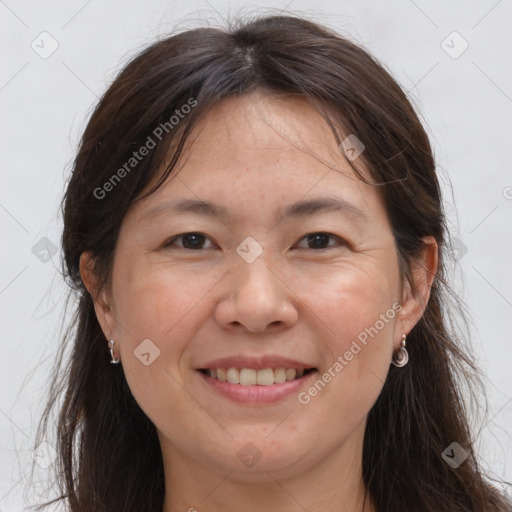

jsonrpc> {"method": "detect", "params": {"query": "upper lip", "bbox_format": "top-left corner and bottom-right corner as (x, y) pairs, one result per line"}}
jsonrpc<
(197, 355), (316, 371)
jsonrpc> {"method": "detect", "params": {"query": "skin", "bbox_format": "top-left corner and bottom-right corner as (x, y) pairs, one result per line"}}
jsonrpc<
(81, 91), (437, 512)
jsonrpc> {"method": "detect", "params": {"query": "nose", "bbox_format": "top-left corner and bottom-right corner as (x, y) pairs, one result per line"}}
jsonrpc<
(214, 255), (299, 333)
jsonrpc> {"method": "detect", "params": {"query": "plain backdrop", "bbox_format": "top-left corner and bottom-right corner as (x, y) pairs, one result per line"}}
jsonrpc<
(1, 0), (511, 509)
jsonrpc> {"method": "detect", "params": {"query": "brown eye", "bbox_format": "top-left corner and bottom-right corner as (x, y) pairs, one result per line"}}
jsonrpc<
(164, 232), (214, 250)
(296, 232), (345, 250)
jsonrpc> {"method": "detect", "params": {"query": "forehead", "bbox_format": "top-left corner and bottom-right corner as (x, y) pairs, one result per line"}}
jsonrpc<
(130, 91), (386, 225)
(185, 91), (360, 173)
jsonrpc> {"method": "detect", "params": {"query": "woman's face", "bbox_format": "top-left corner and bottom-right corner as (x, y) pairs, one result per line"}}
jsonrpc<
(85, 91), (431, 482)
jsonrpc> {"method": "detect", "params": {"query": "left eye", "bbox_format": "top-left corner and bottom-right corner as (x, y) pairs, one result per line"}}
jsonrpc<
(294, 232), (345, 250)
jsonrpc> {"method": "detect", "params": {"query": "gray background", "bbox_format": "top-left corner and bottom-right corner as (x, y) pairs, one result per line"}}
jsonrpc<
(1, 0), (511, 509)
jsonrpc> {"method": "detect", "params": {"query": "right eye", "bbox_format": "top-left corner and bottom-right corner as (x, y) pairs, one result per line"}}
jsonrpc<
(163, 232), (215, 250)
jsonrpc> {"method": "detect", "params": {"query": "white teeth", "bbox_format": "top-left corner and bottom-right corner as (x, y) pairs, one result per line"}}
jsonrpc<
(256, 368), (274, 386)
(239, 368), (257, 385)
(226, 367), (240, 384)
(286, 368), (297, 381)
(205, 367), (311, 385)
(274, 367), (287, 383)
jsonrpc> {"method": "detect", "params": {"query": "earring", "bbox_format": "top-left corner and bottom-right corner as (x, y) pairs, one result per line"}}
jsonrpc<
(108, 339), (120, 365)
(391, 334), (408, 367)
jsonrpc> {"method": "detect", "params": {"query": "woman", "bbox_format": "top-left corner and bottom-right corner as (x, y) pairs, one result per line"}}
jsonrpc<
(33, 14), (511, 512)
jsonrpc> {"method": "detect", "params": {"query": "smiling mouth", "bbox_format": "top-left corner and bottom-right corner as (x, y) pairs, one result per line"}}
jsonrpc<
(198, 367), (318, 386)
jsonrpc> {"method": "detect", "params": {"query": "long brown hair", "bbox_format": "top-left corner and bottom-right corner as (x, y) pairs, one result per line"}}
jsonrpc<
(32, 14), (511, 512)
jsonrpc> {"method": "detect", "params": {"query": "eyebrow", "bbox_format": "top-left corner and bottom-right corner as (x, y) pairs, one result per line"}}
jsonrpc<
(140, 196), (368, 223)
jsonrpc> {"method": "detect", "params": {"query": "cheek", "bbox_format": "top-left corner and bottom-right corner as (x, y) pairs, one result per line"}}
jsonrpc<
(111, 267), (210, 427)
(110, 257), (227, 399)
(293, 256), (399, 344)
(293, 260), (399, 409)
(113, 265), (210, 351)
(325, 274), (397, 354)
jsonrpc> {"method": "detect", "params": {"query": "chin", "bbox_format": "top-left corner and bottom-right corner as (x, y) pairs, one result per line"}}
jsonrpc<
(203, 433), (315, 477)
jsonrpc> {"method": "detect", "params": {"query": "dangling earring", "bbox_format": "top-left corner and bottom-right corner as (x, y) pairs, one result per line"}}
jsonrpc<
(109, 339), (120, 365)
(391, 333), (408, 367)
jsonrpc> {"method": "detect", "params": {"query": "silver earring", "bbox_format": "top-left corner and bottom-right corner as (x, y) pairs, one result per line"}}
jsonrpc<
(108, 339), (120, 365)
(391, 334), (408, 367)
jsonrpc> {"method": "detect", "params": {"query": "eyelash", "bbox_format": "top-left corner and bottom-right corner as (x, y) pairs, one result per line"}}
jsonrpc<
(162, 232), (347, 251)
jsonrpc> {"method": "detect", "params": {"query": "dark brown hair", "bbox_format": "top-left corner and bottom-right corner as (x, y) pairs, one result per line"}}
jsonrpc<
(32, 14), (511, 512)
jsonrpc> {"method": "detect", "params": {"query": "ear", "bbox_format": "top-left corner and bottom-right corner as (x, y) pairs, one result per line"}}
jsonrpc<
(79, 251), (118, 345)
(395, 235), (438, 346)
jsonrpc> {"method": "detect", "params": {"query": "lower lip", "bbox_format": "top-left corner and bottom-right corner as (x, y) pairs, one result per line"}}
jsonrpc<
(197, 370), (318, 404)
